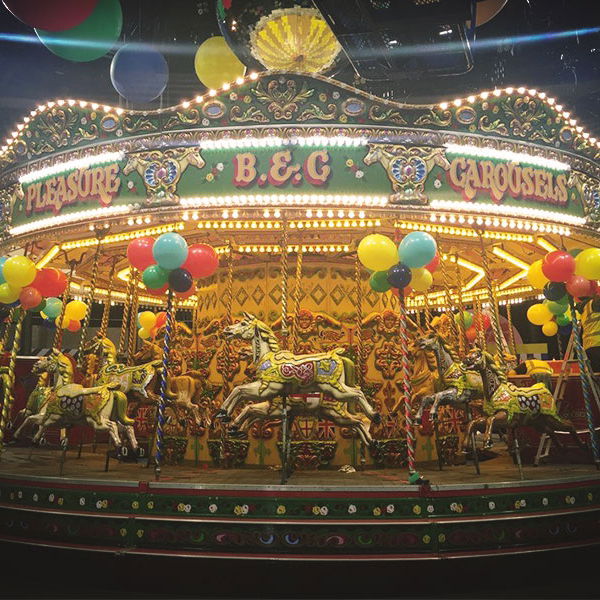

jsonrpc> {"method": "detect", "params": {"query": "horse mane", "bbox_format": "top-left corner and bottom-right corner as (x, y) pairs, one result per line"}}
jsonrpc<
(255, 319), (280, 352)
(437, 334), (460, 363)
(482, 350), (507, 383)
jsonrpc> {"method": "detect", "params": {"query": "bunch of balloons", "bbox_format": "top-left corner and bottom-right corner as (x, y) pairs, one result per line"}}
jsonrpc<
(358, 232), (438, 295)
(526, 247), (600, 336)
(0, 256), (69, 324)
(127, 233), (219, 297)
(457, 311), (492, 342)
(4, 0), (123, 63)
(43, 299), (87, 332)
(137, 310), (167, 340)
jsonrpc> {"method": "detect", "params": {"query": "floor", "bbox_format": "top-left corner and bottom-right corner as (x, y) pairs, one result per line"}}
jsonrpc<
(1, 445), (599, 488)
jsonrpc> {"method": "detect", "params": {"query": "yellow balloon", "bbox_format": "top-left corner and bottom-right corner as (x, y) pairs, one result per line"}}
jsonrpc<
(527, 260), (549, 290)
(194, 37), (246, 90)
(410, 267), (433, 292)
(527, 303), (553, 326)
(574, 248), (600, 280)
(56, 315), (70, 329)
(3, 256), (36, 288)
(542, 320), (558, 336)
(357, 234), (398, 272)
(138, 327), (151, 340)
(0, 283), (20, 304)
(65, 300), (87, 321)
(138, 311), (156, 330)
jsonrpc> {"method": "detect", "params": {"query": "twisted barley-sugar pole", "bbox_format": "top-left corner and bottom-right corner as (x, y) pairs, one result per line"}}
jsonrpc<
(505, 301), (518, 356)
(127, 269), (140, 365)
(154, 289), (174, 481)
(423, 292), (432, 330)
(568, 296), (600, 467)
(290, 246), (304, 353)
(279, 219), (289, 349)
(99, 260), (117, 338)
(0, 308), (25, 450)
(438, 244), (461, 347)
(52, 262), (76, 351)
(474, 295), (486, 350)
(453, 254), (469, 356)
(0, 307), (15, 350)
(478, 233), (507, 371)
(118, 267), (135, 357)
(354, 255), (364, 386)
(77, 241), (101, 369)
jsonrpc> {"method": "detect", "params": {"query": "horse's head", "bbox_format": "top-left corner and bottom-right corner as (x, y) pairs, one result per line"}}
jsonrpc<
(224, 312), (260, 341)
(82, 333), (103, 354)
(416, 330), (438, 351)
(33, 350), (63, 376)
(362, 145), (382, 166)
(463, 347), (485, 371)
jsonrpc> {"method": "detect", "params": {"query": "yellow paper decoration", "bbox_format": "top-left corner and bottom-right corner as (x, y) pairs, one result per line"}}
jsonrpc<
(250, 7), (341, 74)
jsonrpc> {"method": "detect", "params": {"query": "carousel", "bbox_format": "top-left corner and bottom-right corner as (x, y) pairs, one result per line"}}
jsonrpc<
(0, 65), (599, 559)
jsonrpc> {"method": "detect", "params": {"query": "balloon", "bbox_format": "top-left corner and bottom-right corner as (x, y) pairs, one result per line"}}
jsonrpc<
(35, 0), (122, 62)
(67, 320), (81, 333)
(146, 284), (169, 297)
(0, 258), (6, 284)
(569, 248), (583, 258)
(138, 311), (156, 330)
(527, 303), (553, 326)
(142, 265), (169, 290)
(387, 263), (412, 289)
(194, 36), (246, 90)
(357, 234), (398, 272)
(0, 283), (20, 304)
(30, 299), (46, 313)
(138, 328), (151, 340)
(574, 248), (600, 280)
(150, 327), (158, 338)
(527, 260), (549, 290)
(409, 268), (433, 292)
(19, 287), (42, 310)
(152, 233), (188, 270)
(56, 315), (70, 329)
(545, 300), (567, 316)
(455, 311), (473, 329)
(127, 237), (156, 271)
(543, 282), (567, 301)
(155, 312), (167, 328)
(542, 251), (575, 282)
(183, 244), (219, 278)
(35, 268), (68, 297)
(2, 0), (98, 31)
(175, 287), (196, 299)
(425, 254), (440, 273)
(44, 297), (63, 319)
(369, 271), (391, 293)
(110, 43), (168, 103)
(465, 326), (477, 342)
(168, 268), (193, 293)
(3, 256), (37, 288)
(566, 275), (596, 298)
(542, 321), (558, 337)
(65, 300), (87, 320)
(556, 313), (571, 326)
(398, 232), (437, 269)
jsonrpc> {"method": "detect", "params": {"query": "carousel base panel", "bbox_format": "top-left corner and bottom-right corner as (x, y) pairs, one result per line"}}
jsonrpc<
(0, 447), (599, 560)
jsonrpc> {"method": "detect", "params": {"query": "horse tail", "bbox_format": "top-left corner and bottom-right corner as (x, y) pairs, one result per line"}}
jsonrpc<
(113, 391), (134, 425)
(340, 356), (356, 387)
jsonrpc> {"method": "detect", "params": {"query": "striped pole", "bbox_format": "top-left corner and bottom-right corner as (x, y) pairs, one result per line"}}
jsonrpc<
(154, 288), (174, 481)
(568, 297), (600, 467)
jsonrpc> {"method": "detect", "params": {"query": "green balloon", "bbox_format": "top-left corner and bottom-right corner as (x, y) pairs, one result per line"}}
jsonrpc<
(370, 271), (391, 293)
(35, 0), (123, 62)
(142, 265), (169, 289)
(556, 313), (571, 326)
(569, 248), (583, 258)
(546, 300), (568, 315)
(44, 297), (62, 319)
(455, 310), (473, 328)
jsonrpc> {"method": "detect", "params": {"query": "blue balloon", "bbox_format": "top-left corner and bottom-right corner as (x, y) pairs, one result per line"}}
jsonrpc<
(0, 258), (6, 285)
(387, 263), (412, 289)
(152, 233), (188, 270)
(398, 231), (437, 269)
(110, 43), (169, 103)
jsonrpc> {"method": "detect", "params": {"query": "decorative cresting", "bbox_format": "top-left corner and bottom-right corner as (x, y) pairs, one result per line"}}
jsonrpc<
(1, 73), (597, 173)
(363, 144), (450, 204)
(460, 349), (583, 453)
(214, 312), (381, 444)
(249, 8), (341, 74)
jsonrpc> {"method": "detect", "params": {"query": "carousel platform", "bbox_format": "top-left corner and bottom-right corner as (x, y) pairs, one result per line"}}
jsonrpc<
(0, 446), (599, 560)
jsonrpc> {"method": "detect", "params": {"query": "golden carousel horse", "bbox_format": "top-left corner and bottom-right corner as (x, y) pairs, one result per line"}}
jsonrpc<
(214, 312), (381, 443)
(460, 348), (583, 453)
(12, 350), (138, 452)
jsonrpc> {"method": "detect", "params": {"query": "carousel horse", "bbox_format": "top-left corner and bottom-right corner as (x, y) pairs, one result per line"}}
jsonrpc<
(12, 350), (138, 451)
(214, 312), (381, 429)
(459, 348), (583, 453)
(414, 331), (484, 424)
(11, 372), (52, 430)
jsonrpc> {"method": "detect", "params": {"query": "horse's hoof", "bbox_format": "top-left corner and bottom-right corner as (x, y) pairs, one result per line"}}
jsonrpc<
(372, 412), (382, 425)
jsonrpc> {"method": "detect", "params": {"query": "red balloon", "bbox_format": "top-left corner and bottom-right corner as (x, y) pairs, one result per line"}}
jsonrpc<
(127, 237), (156, 271)
(425, 254), (440, 273)
(2, 0), (98, 32)
(34, 268), (67, 297)
(19, 286), (42, 309)
(146, 284), (168, 297)
(542, 251), (575, 283)
(465, 326), (477, 342)
(155, 311), (167, 327)
(566, 275), (596, 298)
(53, 269), (68, 296)
(182, 243), (219, 278)
(176, 286), (196, 299)
(474, 313), (491, 330)
(391, 286), (412, 298)
(67, 319), (81, 332)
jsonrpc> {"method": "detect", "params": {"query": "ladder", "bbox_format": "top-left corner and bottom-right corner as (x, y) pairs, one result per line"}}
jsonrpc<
(534, 331), (600, 465)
